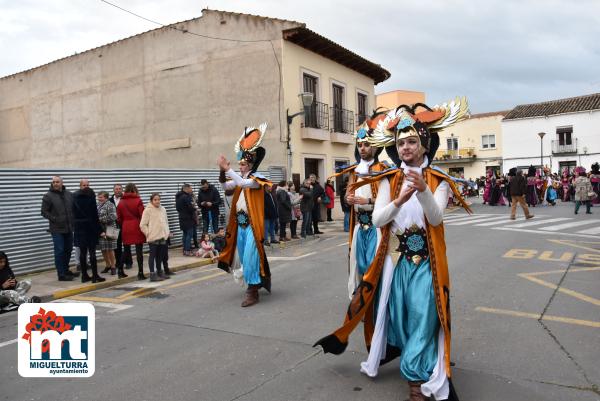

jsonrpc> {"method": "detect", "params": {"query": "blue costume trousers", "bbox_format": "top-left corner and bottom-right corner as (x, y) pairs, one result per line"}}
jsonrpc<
(236, 225), (261, 285)
(387, 257), (439, 382)
(355, 226), (377, 275)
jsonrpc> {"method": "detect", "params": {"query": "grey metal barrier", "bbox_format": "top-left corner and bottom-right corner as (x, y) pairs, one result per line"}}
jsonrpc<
(0, 167), (284, 275)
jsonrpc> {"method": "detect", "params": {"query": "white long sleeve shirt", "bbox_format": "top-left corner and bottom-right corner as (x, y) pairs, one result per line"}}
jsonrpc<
(223, 169), (260, 213)
(372, 158), (448, 232)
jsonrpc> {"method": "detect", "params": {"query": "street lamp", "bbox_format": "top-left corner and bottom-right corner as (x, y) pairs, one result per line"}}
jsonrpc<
(286, 92), (315, 178)
(537, 132), (546, 167)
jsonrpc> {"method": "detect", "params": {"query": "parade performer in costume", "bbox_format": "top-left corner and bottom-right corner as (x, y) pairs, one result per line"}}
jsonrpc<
(315, 98), (471, 401)
(526, 166), (538, 207)
(217, 123), (272, 307)
(482, 170), (492, 204)
(330, 110), (390, 299)
(590, 163), (600, 206)
(561, 168), (571, 202)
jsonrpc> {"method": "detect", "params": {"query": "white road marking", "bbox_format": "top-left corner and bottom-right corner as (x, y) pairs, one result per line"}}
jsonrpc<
(576, 225), (600, 235)
(539, 220), (600, 232)
(269, 252), (317, 261)
(508, 217), (572, 228)
(0, 339), (17, 348)
(493, 227), (595, 238)
(446, 215), (509, 226)
(53, 299), (134, 313)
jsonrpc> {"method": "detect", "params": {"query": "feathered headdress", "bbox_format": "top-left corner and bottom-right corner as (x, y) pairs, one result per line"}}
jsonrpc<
(353, 108), (387, 163)
(234, 123), (268, 173)
(369, 97), (469, 166)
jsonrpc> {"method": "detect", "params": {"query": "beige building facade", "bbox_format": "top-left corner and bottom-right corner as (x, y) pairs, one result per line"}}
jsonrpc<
(432, 111), (508, 179)
(0, 10), (389, 183)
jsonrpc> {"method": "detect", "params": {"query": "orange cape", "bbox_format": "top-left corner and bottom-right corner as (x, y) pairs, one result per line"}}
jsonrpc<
(217, 176), (272, 290)
(314, 167), (471, 377)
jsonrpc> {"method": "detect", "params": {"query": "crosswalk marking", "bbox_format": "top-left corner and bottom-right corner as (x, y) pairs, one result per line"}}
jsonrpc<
(508, 217), (572, 228)
(539, 220), (600, 232)
(575, 225), (600, 235)
(446, 215), (509, 226)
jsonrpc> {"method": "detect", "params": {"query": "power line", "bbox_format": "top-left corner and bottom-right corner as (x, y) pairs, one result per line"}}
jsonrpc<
(99, 0), (273, 43)
(98, 0), (285, 144)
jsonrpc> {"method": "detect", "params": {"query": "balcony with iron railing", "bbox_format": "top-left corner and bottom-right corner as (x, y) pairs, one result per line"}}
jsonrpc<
(329, 107), (355, 144)
(301, 101), (330, 141)
(552, 138), (577, 154)
(433, 147), (476, 163)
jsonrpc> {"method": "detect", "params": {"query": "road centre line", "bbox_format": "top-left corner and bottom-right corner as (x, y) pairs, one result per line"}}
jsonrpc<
(163, 271), (226, 290)
(575, 225), (600, 235)
(475, 307), (600, 328)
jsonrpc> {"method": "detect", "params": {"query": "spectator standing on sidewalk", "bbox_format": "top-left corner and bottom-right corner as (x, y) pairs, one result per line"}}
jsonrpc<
(97, 191), (123, 277)
(110, 184), (131, 271)
(288, 181), (301, 239)
(264, 187), (279, 244)
(275, 180), (292, 241)
(324, 179), (335, 222)
(198, 179), (222, 234)
(139, 193), (172, 282)
(340, 176), (351, 232)
(176, 184), (197, 256)
(117, 183), (147, 280)
(310, 174), (325, 234)
(574, 167), (594, 214)
(299, 178), (314, 238)
(508, 168), (534, 220)
(72, 179), (105, 283)
(41, 176), (79, 281)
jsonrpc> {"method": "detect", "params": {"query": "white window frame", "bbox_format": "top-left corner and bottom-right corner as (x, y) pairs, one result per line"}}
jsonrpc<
(300, 68), (322, 102)
(481, 134), (496, 150)
(446, 136), (459, 151)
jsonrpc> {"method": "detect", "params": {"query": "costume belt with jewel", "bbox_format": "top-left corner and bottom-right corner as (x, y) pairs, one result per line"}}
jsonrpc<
(355, 210), (373, 230)
(396, 224), (429, 265)
(236, 210), (250, 228)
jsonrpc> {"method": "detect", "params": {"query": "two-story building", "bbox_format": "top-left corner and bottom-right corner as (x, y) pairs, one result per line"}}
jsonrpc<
(0, 10), (389, 185)
(432, 111), (507, 179)
(502, 93), (600, 174)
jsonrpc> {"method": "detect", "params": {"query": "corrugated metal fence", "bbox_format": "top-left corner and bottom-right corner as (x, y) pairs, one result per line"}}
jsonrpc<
(0, 167), (285, 275)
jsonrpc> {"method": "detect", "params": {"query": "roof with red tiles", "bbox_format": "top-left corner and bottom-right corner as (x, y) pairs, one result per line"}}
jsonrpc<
(503, 93), (600, 120)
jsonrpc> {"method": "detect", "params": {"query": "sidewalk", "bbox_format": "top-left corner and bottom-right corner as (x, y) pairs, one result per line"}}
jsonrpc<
(21, 219), (346, 302)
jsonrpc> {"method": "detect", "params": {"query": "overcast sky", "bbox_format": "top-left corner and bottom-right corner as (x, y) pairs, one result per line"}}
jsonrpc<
(1, 0), (599, 113)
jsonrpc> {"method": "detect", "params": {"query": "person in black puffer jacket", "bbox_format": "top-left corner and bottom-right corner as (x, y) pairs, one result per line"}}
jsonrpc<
(72, 179), (106, 283)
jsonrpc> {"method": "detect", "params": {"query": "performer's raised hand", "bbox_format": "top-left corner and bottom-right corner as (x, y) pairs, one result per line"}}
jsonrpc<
(217, 155), (230, 171)
(405, 170), (427, 192)
(394, 182), (416, 207)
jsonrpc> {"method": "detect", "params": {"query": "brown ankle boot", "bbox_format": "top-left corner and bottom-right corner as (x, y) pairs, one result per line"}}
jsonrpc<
(241, 287), (259, 307)
(407, 381), (429, 401)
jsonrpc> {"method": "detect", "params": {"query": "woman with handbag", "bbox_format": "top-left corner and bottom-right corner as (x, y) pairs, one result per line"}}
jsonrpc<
(117, 183), (147, 280)
(97, 191), (125, 278)
(140, 193), (172, 281)
(574, 167), (594, 214)
(288, 181), (301, 239)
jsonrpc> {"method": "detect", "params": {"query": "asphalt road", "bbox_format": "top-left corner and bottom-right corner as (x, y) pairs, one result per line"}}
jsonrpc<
(1, 200), (599, 401)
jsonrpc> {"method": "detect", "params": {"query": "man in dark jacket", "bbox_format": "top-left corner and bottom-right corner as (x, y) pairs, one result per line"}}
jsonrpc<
(509, 169), (534, 220)
(299, 178), (314, 238)
(264, 188), (279, 245)
(197, 179), (222, 234)
(275, 180), (292, 241)
(309, 174), (325, 234)
(176, 184), (197, 256)
(72, 179), (106, 283)
(41, 176), (80, 281)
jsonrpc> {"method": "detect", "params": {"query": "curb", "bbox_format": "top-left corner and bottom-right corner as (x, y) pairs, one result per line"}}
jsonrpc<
(42, 258), (213, 302)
